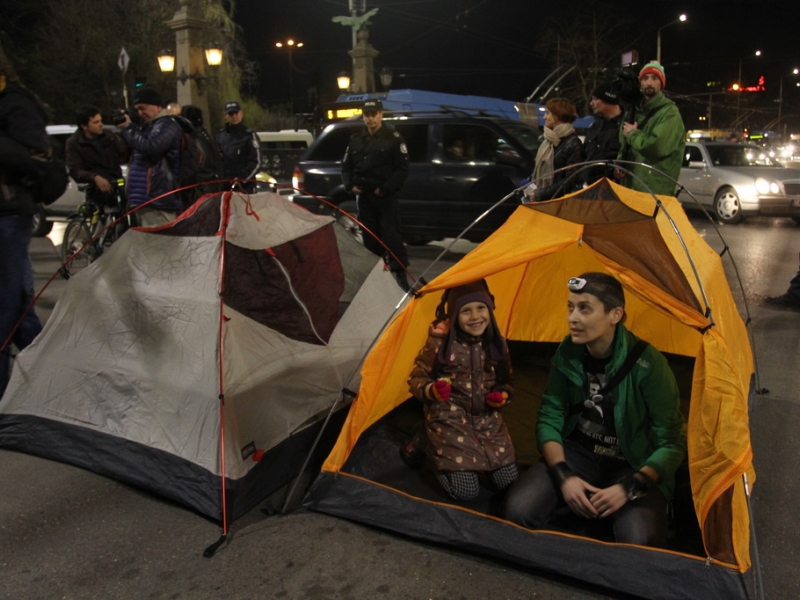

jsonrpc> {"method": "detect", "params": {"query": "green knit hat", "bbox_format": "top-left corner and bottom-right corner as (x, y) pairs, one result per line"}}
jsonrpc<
(639, 61), (666, 88)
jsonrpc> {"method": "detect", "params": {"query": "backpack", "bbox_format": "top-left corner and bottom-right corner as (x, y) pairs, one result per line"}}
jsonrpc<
(1, 83), (68, 206)
(163, 116), (204, 210)
(29, 154), (69, 206)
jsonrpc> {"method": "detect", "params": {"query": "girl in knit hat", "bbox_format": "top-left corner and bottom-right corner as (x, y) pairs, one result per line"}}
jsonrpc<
(407, 279), (518, 502)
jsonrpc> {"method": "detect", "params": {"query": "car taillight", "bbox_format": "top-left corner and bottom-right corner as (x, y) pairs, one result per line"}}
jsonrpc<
(292, 167), (304, 192)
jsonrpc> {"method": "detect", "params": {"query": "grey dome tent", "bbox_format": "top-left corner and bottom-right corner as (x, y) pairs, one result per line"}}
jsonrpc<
(0, 191), (403, 529)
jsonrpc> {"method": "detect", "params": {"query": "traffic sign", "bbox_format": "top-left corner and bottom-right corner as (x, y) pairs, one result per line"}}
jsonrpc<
(118, 47), (130, 72)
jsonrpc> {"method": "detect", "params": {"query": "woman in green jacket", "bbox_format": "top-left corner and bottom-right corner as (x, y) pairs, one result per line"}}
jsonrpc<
(504, 272), (686, 547)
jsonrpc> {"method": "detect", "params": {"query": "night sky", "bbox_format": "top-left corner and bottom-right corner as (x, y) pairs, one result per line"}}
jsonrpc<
(234, 0), (799, 131)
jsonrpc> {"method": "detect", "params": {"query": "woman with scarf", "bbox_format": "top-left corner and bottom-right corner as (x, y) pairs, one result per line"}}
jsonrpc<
(525, 97), (584, 202)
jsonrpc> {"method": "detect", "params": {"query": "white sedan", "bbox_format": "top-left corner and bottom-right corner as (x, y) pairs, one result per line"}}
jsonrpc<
(677, 141), (800, 224)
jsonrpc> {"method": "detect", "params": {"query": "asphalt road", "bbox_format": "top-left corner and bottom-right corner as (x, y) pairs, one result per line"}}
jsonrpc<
(1, 213), (799, 600)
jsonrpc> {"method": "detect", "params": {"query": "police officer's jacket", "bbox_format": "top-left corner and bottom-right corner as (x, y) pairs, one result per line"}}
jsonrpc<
(215, 123), (261, 180)
(341, 124), (408, 196)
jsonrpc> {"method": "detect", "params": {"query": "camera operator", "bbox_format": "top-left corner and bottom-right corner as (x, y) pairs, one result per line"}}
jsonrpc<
(116, 88), (183, 227)
(581, 84), (623, 186)
(615, 62), (685, 196)
(65, 106), (128, 206)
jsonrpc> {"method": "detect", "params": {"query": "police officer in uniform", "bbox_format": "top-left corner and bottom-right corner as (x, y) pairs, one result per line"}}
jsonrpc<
(342, 99), (410, 291)
(215, 100), (261, 192)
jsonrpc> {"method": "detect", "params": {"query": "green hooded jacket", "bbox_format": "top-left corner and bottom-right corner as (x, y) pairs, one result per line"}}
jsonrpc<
(617, 92), (685, 196)
(536, 324), (686, 500)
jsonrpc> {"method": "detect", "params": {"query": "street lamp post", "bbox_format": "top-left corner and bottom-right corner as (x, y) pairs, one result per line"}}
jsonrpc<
(276, 39), (303, 114)
(158, 43), (223, 95)
(656, 13), (687, 64)
(164, 0), (214, 120)
(337, 72), (352, 92)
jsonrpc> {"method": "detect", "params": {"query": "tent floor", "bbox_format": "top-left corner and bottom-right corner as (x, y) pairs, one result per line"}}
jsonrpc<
(341, 341), (704, 556)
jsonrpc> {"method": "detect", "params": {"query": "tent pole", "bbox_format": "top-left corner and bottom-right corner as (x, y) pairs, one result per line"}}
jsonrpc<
(204, 191), (233, 557)
(743, 472), (765, 600)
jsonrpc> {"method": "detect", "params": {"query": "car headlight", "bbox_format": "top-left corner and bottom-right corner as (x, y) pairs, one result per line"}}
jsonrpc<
(755, 178), (780, 194)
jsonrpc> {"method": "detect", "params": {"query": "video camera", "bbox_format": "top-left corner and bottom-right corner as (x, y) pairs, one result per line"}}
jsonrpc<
(610, 65), (642, 106)
(112, 107), (139, 127)
(610, 52), (643, 125)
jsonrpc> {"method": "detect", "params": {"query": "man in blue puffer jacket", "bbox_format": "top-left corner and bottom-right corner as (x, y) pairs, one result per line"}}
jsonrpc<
(118, 88), (182, 227)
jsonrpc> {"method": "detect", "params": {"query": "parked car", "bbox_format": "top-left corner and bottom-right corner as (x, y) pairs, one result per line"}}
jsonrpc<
(291, 113), (541, 243)
(677, 141), (800, 224)
(257, 129), (313, 183)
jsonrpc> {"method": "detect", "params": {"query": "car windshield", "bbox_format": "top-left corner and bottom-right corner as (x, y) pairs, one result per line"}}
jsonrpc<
(706, 145), (780, 167)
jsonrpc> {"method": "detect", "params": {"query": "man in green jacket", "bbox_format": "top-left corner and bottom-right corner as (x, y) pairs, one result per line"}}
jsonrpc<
(504, 272), (686, 546)
(616, 62), (685, 196)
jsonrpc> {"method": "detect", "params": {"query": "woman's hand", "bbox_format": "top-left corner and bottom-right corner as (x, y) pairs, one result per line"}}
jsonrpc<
(560, 477), (601, 519)
(588, 484), (628, 518)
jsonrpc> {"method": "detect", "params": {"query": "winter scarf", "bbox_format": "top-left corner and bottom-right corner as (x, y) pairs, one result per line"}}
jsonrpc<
(533, 122), (575, 188)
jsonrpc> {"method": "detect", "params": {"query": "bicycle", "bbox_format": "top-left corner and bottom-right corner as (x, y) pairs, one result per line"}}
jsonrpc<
(61, 178), (130, 277)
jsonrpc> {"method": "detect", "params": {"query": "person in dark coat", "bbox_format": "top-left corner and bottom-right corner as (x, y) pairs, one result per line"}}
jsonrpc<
(65, 105), (128, 206)
(581, 84), (623, 186)
(524, 97), (584, 202)
(407, 279), (518, 502)
(341, 99), (411, 291)
(117, 87), (183, 227)
(181, 104), (222, 198)
(0, 46), (46, 394)
(215, 100), (261, 193)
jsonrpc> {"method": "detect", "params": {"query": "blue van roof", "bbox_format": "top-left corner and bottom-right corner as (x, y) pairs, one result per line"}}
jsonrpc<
(335, 89), (594, 128)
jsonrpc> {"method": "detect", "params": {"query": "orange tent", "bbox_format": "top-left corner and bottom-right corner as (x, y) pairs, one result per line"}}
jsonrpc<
(306, 179), (757, 599)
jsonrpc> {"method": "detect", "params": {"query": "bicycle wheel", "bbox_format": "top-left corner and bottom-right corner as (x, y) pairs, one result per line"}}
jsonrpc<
(61, 219), (96, 276)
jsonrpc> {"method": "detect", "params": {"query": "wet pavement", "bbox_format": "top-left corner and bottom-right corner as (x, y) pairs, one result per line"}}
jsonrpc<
(1, 214), (798, 599)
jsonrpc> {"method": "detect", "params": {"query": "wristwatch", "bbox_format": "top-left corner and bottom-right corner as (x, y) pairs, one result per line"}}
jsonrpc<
(621, 471), (653, 501)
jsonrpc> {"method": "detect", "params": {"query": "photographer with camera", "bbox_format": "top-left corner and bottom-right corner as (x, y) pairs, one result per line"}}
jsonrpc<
(65, 106), (128, 206)
(116, 88), (183, 227)
(615, 62), (685, 196)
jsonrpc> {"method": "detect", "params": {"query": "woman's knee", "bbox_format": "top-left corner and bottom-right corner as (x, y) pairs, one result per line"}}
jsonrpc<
(502, 464), (556, 527)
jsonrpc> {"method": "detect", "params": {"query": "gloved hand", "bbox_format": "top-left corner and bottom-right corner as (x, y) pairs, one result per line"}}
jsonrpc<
(430, 379), (451, 402)
(485, 389), (509, 408)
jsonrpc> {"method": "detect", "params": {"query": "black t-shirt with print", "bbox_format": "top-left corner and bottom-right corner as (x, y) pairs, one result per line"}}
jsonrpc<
(566, 351), (620, 453)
